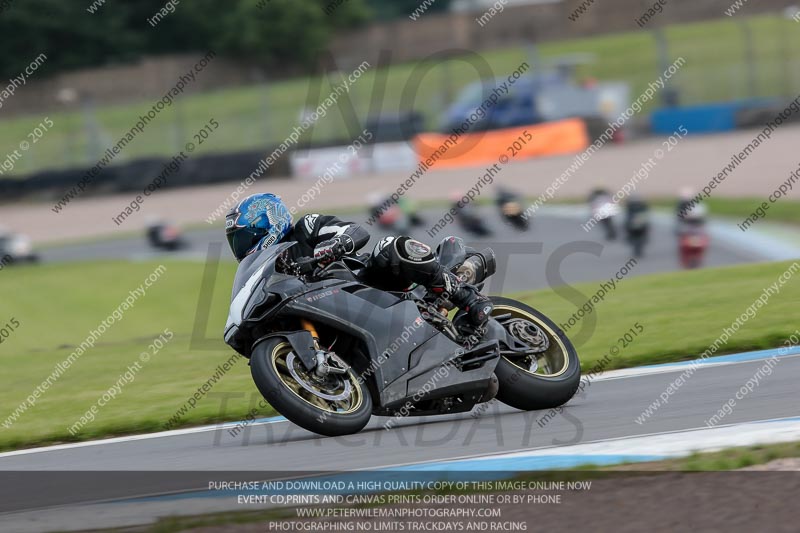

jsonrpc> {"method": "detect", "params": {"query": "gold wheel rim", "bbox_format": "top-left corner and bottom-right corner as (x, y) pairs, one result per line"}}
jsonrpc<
(269, 342), (363, 415)
(493, 304), (570, 378)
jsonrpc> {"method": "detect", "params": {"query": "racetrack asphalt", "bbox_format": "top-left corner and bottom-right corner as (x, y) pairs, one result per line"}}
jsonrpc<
(1, 205), (795, 531)
(2, 350), (799, 473)
(6, 123), (800, 245)
(1, 350), (799, 532)
(38, 205), (760, 294)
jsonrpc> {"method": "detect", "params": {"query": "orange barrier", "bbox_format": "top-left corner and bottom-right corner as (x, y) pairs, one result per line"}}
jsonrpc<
(413, 118), (590, 170)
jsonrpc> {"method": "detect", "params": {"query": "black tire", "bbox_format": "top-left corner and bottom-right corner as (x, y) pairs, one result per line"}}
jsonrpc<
(491, 296), (581, 411)
(632, 238), (645, 258)
(602, 218), (617, 241)
(250, 337), (372, 437)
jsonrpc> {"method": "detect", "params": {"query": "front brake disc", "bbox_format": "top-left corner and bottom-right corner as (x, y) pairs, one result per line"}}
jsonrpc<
(506, 318), (550, 354)
(286, 352), (352, 402)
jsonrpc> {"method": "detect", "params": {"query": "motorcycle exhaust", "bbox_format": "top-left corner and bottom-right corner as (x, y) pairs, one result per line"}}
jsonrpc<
(478, 373), (499, 403)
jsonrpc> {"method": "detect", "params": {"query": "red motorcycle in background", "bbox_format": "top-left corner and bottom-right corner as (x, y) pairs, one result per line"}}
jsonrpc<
(679, 228), (709, 269)
(146, 219), (187, 251)
(677, 202), (709, 269)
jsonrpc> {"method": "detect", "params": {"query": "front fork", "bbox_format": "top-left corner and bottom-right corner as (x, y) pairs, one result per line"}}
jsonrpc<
(301, 319), (346, 376)
(301, 319), (321, 349)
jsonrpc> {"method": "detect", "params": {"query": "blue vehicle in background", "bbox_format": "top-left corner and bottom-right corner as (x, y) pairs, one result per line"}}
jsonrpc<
(441, 74), (552, 132)
(440, 56), (630, 134)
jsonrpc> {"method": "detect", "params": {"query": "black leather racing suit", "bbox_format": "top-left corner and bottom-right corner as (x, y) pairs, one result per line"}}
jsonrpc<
(281, 214), (492, 326)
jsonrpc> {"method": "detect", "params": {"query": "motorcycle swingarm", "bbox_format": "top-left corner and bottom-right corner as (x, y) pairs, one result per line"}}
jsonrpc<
(451, 339), (501, 371)
(252, 330), (318, 371)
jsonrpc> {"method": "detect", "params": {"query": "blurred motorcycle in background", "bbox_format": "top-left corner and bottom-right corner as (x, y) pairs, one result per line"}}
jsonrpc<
(368, 193), (412, 234)
(624, 195), (650, 258)
(679, 228), (709, 269)
(399, 197), (425, 228)
(0, 228), (38, 265)
(588, 188), (618, 241)
(453, 197), (492, 237)
(677, 202), (709, 269)
(146, 219), (187, 251)
(496, 186), (530, 231)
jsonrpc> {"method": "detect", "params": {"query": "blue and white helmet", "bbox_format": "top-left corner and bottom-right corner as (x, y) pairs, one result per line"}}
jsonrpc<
(225, 193), (293, 261)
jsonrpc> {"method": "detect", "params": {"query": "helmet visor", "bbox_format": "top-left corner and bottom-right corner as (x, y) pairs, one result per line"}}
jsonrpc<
(226, 226), (262, 262)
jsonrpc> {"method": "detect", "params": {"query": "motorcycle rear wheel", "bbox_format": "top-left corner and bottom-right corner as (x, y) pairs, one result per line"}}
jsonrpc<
(250, 337), (372, 436)
(491, 297), (582, 411)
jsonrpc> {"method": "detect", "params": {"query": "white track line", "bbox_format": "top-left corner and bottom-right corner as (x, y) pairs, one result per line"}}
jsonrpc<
(593, 351), (800, 382)
(0, 417), (287, 458)
(374, 415), (800, 470)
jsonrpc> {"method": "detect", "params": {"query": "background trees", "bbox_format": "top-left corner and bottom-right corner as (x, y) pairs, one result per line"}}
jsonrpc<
(0, 0), (376, 79)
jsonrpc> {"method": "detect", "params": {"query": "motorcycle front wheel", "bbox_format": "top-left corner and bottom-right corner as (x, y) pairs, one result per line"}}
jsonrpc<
(250, 337), (372, 436)
(490, 297), (582, 411)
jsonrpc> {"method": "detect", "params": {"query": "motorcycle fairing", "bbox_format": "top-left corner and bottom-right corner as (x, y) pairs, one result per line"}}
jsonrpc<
(226, 240), (503, 411)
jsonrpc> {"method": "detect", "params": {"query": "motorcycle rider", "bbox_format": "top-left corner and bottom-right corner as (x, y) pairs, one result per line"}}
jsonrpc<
(675, 188), (708, 232)
(496, 186), (529, 231)
(587, 187), (618, 241)
(449, 190), (492, 237)
(225, 193), (493, 329)
(624, 194), (650, 258)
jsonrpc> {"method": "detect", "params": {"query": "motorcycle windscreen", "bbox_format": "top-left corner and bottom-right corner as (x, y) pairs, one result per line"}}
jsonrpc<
(230, 242), (296, 300)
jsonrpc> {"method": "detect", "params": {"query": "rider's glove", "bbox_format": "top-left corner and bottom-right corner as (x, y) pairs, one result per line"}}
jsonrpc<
(313, 235), (355, 265)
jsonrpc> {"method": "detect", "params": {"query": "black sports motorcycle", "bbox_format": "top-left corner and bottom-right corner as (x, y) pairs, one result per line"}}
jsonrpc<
(625, 197), (650, 258)
(454, 202), (492, 237)
(146, 221), (187, 251)
(224, 237), (580, 436)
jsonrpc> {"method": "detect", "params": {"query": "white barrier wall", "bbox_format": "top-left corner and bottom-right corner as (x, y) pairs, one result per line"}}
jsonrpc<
(290, 142), (417, 180)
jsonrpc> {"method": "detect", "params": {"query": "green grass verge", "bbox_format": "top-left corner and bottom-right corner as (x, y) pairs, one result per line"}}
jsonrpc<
(608, 441), (800, 471)
(522, 260), (800, 368)
(2, 14), (800, 177)
(531, 196), (800, 227)
(30, 196), (800, 251)
(0, 259), (798, 451)
(652, 197), (800, 226)
(145, 509), (295, 533)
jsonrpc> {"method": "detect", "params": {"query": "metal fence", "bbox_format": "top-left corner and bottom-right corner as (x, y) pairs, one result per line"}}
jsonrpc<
(2, 12), (800, 179)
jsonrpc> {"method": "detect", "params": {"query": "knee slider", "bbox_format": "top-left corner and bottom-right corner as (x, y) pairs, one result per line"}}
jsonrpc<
(396, 237), (435, 264)
(395, 237), (439, 283)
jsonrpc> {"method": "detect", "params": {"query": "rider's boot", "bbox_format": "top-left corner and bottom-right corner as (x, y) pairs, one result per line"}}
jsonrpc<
(430, 269), (493, 328)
